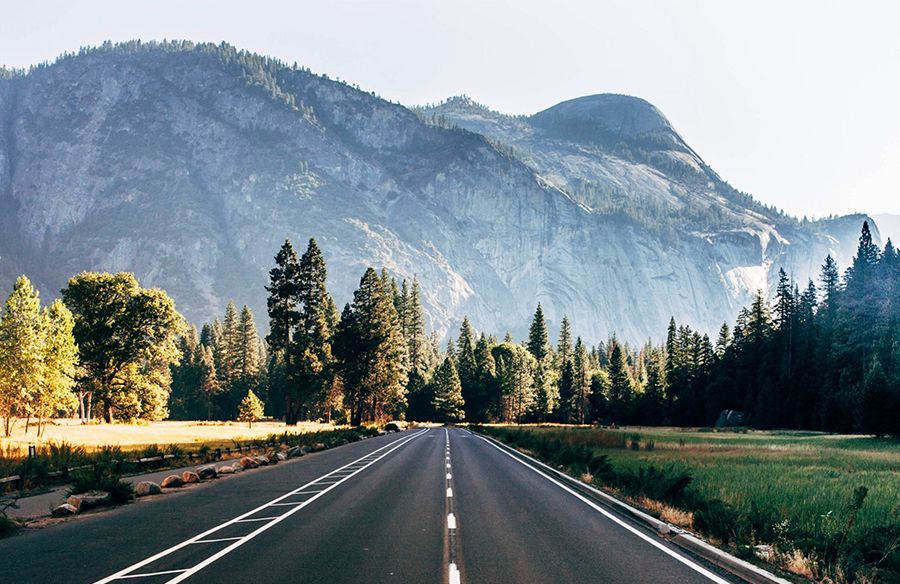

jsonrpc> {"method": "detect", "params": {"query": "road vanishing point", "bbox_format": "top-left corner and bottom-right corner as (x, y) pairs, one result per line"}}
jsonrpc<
(1, 428), (744, 583)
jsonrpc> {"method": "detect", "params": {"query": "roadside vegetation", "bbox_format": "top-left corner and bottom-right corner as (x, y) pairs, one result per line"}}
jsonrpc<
(480, 425), (899, 583)
(0, 426), (378, 494)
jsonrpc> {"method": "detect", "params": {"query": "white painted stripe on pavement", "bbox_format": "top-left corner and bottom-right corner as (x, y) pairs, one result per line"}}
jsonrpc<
(449, 563), (461, 584)
(94, 429), (428, 584)
(117, 569), (187, 579)
(447, 487), (453, 497)
(447, 513), (457, 529)
(477, 436), (731, 584)
(446, 473), (452, 480)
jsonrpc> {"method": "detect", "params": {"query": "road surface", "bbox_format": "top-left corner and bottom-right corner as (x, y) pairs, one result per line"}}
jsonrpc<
(0, 428), (741, 583)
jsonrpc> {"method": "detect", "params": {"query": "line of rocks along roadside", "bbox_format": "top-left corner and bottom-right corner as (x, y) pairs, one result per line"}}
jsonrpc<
(11, 441), (335, 521)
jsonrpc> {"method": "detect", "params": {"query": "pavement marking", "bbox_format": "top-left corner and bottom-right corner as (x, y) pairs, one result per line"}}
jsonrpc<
(190, 537), (242, 544)
(118, 569), (187, 579)
(449, 563), (461, 584)
(94, 429), (429, 584)
(444, 428), (462, 584)
(478, 436), (732, 584)
(234, 516), (279, 523)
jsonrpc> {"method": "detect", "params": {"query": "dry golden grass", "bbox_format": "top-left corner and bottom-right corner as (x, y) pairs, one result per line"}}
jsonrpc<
(635, 496), (695, 529)
(0, 418), (333, 454)
(782, 548), (816, 579)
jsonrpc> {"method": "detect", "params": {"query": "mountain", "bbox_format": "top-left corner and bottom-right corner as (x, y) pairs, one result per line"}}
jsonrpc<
(0, 41), (875, 342)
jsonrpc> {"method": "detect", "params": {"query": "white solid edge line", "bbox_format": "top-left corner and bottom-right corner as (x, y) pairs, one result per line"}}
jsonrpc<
(94, 429), (428, 584)
(118, 569), (187, 579)
(449, 563), (461, 584)
(477, 436), (731, 584)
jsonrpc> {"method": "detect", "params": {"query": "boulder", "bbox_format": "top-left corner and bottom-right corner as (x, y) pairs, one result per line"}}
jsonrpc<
(239, 457), (259, 469)
(197, 465), (218, 480)
(255, 456), (269, 466)
(286, 446), (302, 458)
(217, 465), (235, 474)
(300, 445), (312, 455)
(67, 490), (111, 510)
(52, 503), (78, 517)
(231, 462), (243, 472)
(181, 471), (201, 484)
(313, 443), (326, 452)
(275, 452), (287, 461)
(160, 475), (184, 488)
(135, 481), (162, 497)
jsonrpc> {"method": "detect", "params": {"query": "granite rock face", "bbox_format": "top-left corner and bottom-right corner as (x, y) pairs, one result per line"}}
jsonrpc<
(0, 43), (876, 342)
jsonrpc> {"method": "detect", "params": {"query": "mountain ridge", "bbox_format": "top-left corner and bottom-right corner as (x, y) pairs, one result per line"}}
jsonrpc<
(0, 40), (877, 343)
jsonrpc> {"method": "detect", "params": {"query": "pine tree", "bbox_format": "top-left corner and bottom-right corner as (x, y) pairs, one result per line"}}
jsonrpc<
(715, 323), (731, 357)
(572, 337), (589, 423)
(237, 389), (265, 428)
(456, 317), (478, 419)
(588, 370), (610, 423)
(295, 238), (335, 420)
(527, 303), (550, 361)
(266, 240), (301, 423)
(857, 358), (896, 437)
(404, 278), (430, 374)
(431, 356), (465, 422)
(556, 316), (573, 370)
(197, 344), (221, 420)
(607, 339), (633, 424)
(473, 334), (497, 421)
(334, 268), (408, 425)
(492, 343), (535, 423)
(220, 301), (240, 388)
(557, 359), (576, 423)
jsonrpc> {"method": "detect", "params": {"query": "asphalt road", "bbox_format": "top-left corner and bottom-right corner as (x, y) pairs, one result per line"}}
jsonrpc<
(0, 428), (741, 584)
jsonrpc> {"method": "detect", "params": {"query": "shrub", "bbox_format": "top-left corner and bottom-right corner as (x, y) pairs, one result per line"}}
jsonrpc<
(693, 499), (740, 544)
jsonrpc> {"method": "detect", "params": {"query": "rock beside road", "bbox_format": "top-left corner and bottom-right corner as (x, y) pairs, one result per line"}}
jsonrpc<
(217, 465), (235, 474)
(181, 471), (201, 484)
(52, 503), (78, 517)
(160, 475), (184, 488)
(66, 491), (111, 510)
(135, 481), (162, 497)
(239, 457), (259, 469)
(197, 466), (218, 480)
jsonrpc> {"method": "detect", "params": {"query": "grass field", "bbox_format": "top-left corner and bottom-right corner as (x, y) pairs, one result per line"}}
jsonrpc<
(0, 419), (334, 456)
(483, 425), (900, 582)
(592, 427), (898, 535)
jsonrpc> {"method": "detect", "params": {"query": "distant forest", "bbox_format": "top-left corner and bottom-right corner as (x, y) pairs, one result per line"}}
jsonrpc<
(176, 221), (898, 436)
(1, 219), (896, 435)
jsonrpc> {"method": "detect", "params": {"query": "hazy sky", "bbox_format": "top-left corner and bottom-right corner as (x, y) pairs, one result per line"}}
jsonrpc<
(3, 0), (899, 217)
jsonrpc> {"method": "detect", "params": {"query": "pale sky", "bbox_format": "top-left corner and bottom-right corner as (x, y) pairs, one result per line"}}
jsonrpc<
(2, 0), (899, 217)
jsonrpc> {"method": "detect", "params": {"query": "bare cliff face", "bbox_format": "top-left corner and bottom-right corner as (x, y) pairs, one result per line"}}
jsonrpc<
(0, 43), (873, 342)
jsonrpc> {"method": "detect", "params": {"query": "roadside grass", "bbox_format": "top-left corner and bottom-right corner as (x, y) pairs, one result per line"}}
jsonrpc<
(479, 425), (900, 583)
(0, 424), (380, 495)
(0, 419), (333, 455)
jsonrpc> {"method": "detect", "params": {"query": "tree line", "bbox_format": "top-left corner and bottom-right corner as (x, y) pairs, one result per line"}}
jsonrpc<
(0, 222), (895, 435)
